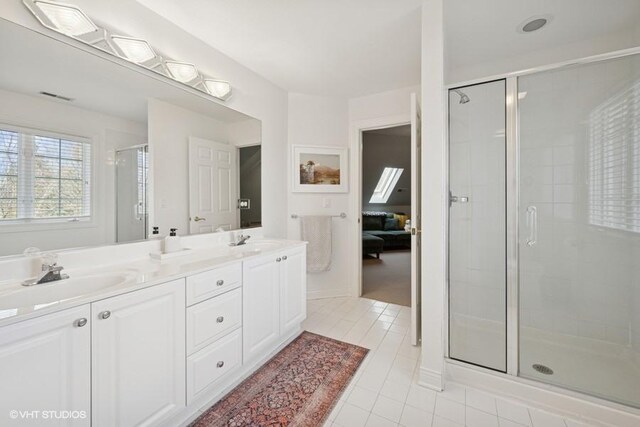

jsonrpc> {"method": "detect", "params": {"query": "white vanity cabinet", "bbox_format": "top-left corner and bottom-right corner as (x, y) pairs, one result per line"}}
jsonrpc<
(243, 245), (306, 364)
(0, 305), (91, 427)
(91, 279), (186, 427)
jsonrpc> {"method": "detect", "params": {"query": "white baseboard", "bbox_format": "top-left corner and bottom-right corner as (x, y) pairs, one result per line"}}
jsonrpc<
(418, 366), (444, 391)
(445, 359), (640, 427)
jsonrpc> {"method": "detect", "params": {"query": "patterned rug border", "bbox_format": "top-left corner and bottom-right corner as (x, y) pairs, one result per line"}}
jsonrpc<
(190, 331), (369, 427)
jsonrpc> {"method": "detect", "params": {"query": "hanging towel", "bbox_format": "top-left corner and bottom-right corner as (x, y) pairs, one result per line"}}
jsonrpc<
(300, 215), (332, 273)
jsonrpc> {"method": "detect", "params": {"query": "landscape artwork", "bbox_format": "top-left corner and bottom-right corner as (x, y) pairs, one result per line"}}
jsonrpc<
(299, 153), (340, 185)
(292, 145), (348, 193)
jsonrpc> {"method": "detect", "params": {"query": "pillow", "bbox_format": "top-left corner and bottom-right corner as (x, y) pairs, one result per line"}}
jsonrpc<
(384, 218), (400, 231)
(394, 214), (408, 229)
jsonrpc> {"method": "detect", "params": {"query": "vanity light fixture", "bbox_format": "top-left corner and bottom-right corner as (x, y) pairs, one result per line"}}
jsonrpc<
(22, 0), (232, 101)
(111, 35), (157, 64)
(165, 61), (200, 83)
(28, 0), (98, 37)
(204, 79), (232, 100)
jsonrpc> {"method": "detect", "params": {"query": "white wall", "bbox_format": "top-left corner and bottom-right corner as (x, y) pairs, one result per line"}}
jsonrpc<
(420, 0), (447, 391)
(286, 93), (352, 298)
(0, 88), (146, 256)
(0, 0), (289, 239)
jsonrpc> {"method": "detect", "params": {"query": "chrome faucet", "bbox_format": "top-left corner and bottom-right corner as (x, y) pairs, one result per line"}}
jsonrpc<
(229, 234), (251, 246)
(22, 253), (69, 286)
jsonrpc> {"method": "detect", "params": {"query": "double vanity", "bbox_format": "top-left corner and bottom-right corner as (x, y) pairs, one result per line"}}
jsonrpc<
(0, 235), (307, 427)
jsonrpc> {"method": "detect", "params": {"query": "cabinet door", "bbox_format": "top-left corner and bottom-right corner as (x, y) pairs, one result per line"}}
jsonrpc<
(92, 280), (186, 427)
(242, 254), (280, 364)
(280, 247), (307, 333)
(0, 306), (91, 427)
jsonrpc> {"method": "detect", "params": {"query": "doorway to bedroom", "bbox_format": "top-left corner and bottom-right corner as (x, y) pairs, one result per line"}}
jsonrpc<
(361, 125), (413, 307)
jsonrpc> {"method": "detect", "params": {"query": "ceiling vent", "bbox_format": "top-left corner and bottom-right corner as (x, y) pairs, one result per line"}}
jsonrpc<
(39, 91), (74, 102)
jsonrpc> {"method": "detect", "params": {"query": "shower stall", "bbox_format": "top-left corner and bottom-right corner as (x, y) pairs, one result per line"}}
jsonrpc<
(448, 51), (640, 409)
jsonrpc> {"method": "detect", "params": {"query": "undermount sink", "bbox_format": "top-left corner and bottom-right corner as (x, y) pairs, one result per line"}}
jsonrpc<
(232, 240), (285, 252)
(0, 273), (131, 310)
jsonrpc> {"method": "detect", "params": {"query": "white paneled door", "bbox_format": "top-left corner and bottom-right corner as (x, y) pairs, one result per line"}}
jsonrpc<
(410, 93), (422, 346)
(188, 137), (238, 234)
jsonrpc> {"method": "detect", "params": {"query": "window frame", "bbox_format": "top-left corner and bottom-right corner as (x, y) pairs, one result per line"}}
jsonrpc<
(369, 167), (404, 204)
(0, 122), (97, 233)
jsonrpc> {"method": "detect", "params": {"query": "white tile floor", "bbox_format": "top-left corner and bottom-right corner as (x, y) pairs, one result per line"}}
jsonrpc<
(303, 296), (598, 427)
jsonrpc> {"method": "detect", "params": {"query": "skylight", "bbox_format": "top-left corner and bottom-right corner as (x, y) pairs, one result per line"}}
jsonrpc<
(369, 167), (403, 204)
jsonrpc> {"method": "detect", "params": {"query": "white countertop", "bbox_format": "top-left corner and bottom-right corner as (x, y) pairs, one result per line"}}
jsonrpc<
(0, 238), (306, 328)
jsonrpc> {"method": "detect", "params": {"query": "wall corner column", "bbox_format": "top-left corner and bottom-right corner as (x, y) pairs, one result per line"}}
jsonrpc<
(419, 0), (446, 392)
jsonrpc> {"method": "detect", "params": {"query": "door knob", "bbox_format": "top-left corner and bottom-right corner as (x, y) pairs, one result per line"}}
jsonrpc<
(216, 279), (224, 286)
(216, 316), (224, 323)
(74, 318), (87, 327)
(276, 257), (282, 262)
(194, 216), (206, 222)
(216, 361), (224, 368)
(99, 311), (111, 320)
(282, 256), (288, 261)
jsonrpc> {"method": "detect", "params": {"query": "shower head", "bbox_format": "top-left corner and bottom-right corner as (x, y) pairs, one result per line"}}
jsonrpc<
(452, 89), (470, 104)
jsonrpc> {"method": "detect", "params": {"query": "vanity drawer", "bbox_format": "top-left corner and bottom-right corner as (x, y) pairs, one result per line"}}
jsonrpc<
(186, 263), (242, 306)
(186, 288), (242, 355)
(186, 328), (242, 403)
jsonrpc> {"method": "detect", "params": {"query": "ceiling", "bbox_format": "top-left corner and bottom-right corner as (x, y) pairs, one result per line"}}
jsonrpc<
(445, 0), (640, 74)
(134, 0), (422, 98)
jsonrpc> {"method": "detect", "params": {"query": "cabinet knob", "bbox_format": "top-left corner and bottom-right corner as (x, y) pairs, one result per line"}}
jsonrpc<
(74, 318), (87, 327)
(216, 361), (224, 368)
(99, 311), (111, 320)
(216, 279), (224, 286)
(276, 257), (282, 262)
(282, 256), (288, 261)
(216, 316), (224, 323)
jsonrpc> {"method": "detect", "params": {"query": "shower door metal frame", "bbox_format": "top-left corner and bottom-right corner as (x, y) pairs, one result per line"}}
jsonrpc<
(444, 45), (640, 403)
(446, 78), (509, 373)
(505, 77), (519, 376)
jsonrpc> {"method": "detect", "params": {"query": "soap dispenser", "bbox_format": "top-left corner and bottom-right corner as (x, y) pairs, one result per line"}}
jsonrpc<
(150, 226), (161, 239)
(164, 228), (183, 253)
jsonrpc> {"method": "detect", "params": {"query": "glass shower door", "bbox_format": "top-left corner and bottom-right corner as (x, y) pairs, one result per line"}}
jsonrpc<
(449, 80), (507, 371)
(116, 146), (148, 243)
(518, 54), (640, 407)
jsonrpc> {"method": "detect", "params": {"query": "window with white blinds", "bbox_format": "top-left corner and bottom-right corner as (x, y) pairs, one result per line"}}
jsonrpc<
(588, 81), (640, 233)
(0, 126), (91, 223)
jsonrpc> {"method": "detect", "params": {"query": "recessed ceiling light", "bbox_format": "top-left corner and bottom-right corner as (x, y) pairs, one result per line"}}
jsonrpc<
(165, 61), (199, 83)
(518, 15), (552, 34)
(111, 36), (156, 64)
(32, 0), (98, 37)
(204, 79), (232, 100)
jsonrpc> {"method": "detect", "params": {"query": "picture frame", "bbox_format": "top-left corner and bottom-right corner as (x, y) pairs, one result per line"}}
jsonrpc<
(292, 145), (348, 193)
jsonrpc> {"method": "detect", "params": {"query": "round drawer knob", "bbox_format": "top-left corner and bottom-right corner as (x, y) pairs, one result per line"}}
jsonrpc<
(276, 257), (282, 262)
(216, 279), (224, 286)
(216, 316), (224, 323)
(282, 256), (288, 260)
(216, 361), (224, 368)
(99, 311), (111, 320)
(74, 318), (87, 327)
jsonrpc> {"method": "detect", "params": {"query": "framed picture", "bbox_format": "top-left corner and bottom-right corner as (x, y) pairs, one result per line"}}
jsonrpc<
(292, 145), (348, 193)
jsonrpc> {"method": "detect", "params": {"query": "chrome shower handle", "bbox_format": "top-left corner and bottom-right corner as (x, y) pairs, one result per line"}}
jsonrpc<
(526, 206), (537, 246)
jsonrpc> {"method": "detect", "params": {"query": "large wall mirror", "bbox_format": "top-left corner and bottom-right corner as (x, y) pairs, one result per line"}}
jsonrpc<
(0, 18), (262, 257)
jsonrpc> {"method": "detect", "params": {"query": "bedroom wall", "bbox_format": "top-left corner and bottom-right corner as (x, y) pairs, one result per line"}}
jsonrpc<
(361, 131), (412, 214)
